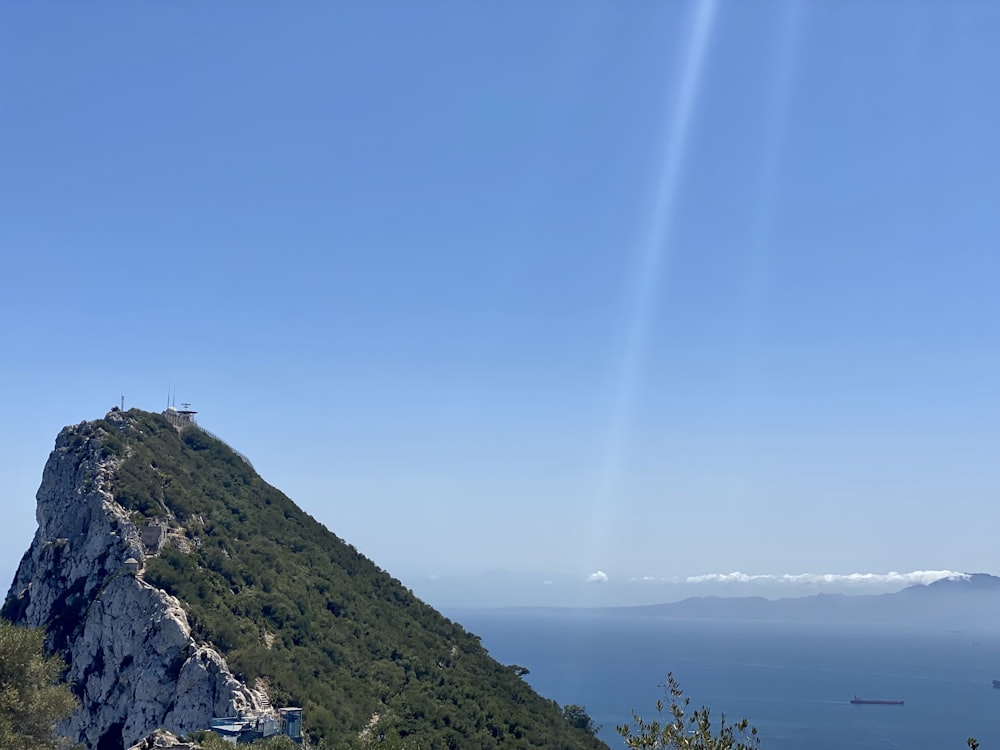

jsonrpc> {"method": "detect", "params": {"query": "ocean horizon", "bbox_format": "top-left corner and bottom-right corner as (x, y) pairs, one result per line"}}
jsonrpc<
(450, 609), (1000, 750)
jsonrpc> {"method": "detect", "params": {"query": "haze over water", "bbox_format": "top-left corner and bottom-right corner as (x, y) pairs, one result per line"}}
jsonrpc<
(454, 610), (1000, 750)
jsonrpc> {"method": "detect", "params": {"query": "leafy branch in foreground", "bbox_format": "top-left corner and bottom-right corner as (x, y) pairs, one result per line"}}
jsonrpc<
(0, 619), (78, 750)
(616, 673), (759, 750)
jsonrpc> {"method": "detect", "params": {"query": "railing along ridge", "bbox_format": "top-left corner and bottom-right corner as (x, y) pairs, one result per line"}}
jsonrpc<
(195, 426), (255, 471)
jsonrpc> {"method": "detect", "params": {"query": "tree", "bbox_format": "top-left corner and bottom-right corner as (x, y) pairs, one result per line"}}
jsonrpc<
(562, 704), (600, 736)
(0, 619), (77, 750)
(509, 664), (530, 678)
(616, 673), (760, 750)
(245, 736), (298, 749)
(192, 731), (298, 749)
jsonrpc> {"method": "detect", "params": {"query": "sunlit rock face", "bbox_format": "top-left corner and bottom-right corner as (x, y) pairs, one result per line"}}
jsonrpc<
(127, 728), (200, 750)
(3, 410), (262, 750)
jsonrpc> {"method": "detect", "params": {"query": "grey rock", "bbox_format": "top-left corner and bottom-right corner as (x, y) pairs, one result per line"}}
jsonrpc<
(4, 411), (263, 749)
(127, 728), (200, 750)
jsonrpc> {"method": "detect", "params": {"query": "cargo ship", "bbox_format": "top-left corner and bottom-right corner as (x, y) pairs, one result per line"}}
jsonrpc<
(850, 696), (904, 705)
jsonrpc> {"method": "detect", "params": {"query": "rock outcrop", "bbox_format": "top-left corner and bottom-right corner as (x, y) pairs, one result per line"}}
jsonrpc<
(127, 729), (200, 750)
(4, 408), (612, 750)
(3, 410), (262, 749)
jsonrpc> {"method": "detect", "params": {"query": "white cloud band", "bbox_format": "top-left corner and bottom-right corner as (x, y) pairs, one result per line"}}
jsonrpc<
(683, 570), (968, 585)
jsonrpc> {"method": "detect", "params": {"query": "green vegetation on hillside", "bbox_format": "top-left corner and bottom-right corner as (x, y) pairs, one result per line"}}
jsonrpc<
(0, 619), (77, 750)
(191, 730), (298, 749)
(99, 410), (606, 750)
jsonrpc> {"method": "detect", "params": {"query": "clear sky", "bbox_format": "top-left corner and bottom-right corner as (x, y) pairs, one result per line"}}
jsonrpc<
(2, 1), (998, 608)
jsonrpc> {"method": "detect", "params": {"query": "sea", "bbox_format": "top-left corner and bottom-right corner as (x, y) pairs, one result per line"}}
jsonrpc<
(449, 609), (1000, 750)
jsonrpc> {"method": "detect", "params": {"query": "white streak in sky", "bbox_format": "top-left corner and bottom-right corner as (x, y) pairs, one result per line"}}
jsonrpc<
(684, 570), (969, 586)
(604, 0), (717, 475)
(590, 1), (719, 546)
(586, 570), (610, 583)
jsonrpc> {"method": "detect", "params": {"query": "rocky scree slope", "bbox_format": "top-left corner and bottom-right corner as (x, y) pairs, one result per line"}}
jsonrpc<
(3, 410), (607, 750)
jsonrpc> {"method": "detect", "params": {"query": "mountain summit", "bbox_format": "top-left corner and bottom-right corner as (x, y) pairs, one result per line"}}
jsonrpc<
(3, 409), (606, 750)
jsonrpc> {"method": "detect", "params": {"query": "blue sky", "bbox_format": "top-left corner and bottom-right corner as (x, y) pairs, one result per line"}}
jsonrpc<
(2, 1), (998, 607)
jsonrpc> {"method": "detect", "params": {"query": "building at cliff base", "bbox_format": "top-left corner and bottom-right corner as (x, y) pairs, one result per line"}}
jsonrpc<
(208, 707), (303, 745)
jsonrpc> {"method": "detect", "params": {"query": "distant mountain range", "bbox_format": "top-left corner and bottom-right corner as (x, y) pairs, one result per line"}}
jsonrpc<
(600, 573), (1000, 625)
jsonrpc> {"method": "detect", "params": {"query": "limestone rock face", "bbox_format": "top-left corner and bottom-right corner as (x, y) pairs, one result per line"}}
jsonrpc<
(3, 411), (262, 749)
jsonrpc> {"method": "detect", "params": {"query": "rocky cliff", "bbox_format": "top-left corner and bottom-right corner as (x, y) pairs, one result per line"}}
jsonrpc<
(4, 409), (608, 750)
(3, 409), (262, 750)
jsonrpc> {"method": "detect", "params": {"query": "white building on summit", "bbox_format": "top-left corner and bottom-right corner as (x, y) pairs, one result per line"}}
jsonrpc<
(163, 403), (198, 429)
